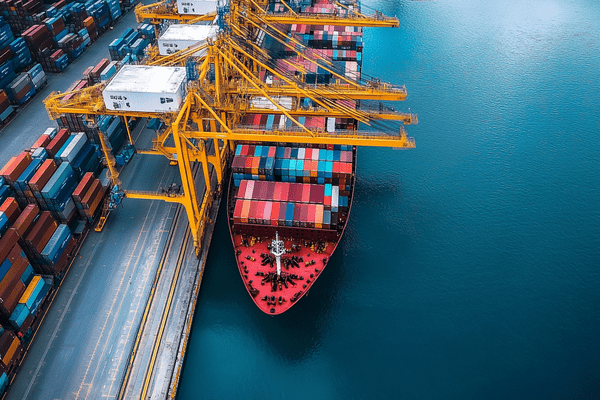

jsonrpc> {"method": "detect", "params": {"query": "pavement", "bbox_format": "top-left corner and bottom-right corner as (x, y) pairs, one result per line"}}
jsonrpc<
(0, 4), (219, 399)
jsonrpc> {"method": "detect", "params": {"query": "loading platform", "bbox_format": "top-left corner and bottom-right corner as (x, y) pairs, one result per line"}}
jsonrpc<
(1, 5), (219, 399)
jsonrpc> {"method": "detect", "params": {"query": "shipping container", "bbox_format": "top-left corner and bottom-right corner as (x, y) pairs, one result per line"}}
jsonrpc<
(102, 65), (187, 113)
(158, 25), (217, 56)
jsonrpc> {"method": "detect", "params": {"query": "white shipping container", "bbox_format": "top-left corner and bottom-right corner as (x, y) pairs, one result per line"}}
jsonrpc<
(327, 117), (335, 132)
(176, 0), (218, 15)
(158, 25), (217, 56)
(60, 133), (87, 163)
(250, 96), (293, 111)
(43, 127), (57, 137)
(103, 65), (187, 113)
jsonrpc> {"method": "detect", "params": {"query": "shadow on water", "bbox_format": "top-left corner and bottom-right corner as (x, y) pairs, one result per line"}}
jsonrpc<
(184, 199), (350, 366)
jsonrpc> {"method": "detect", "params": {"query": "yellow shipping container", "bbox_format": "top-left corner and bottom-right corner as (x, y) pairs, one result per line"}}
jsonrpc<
(19, 275), (41, 305)
(2, 337), (20, 366)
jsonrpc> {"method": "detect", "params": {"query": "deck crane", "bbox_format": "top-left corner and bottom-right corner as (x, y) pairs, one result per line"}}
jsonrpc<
(44, 0), (418, 255)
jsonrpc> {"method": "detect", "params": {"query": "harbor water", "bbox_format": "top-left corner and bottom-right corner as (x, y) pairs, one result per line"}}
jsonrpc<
(178, 0), (600, 398)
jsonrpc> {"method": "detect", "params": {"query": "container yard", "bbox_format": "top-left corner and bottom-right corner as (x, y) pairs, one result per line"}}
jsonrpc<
(0, 0), (416, 397)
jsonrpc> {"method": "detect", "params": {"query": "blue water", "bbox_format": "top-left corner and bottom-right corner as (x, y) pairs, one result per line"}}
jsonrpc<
(178, 1), (600, 398)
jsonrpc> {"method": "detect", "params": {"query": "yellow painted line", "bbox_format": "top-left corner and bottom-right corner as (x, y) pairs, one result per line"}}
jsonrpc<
(116, 204), (183, 400)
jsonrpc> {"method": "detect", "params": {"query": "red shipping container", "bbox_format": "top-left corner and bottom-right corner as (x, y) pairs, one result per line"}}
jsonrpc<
(1, 152), (32, 184)
(248, 201), (257, 223)
(293, 183), (304, 203)
(281, 182), (290, 202)
(270, 202), (279, 226)
(0, 254), (28, 301)
(244, 157), (252, 172)
(310, 184), (324, 204)
(259, 181), (269, 200)
(72, 173), (96, 202)
(0, 229), (20, 264)
(301, 184), (310, 203)
(278, 202), (287, 226)
(305, 148), (312, 159)
(25, 212), (57, 253)
(266, 181), (275, 199)
(256, 201), (265, 223)
(31, 132), (52, 149)
(268, 146), (276, 158)
(233, 199), (243, 223)
(81, 180), (101, 208)
(236, 180), (247, 199)
(28, 159), (58, 193)
(273, 182), (283, 202)
(45, 128), (70, 158)
(0, 198), (20, 224)
(0, 278), (26, 318)
(13, 204), (40, 238)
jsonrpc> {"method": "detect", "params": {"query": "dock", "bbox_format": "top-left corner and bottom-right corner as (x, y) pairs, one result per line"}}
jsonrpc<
(1, 4), (220, 399)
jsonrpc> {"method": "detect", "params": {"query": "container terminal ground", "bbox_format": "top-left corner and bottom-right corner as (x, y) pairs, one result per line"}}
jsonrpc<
(1, 3), (219, 398)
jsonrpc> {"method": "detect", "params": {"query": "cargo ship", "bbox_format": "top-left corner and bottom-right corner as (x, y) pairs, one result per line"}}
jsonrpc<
(228, 0), (363, 314)
(228, 144), (355, 314)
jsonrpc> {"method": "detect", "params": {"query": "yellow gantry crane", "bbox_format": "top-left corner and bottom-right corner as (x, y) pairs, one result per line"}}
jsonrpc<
(44, 0), (417, 254)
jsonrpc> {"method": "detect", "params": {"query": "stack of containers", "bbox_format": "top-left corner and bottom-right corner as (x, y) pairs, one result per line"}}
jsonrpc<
(40, 159), (78, 222)
(100, 60), (117, 81)
(86, 0), (111, 31)
(26, 63), (45, 90)
(8, 38), (32, 71)
(84, 17), (97, 41)
(137, 23), (155, 41)
(96, 115), (125, 154)
(106, 0), (121, 22)
(87, 58), (109, 84)
(0, 151), (32, 207)
(21, 211), (58, 273)
(69, 3), (89, 32)
(22, 24), (54, 65)
(108, 28), (139, 61)
(6, 72), (35, 104)
(14, 156), (45, 204)
(0, 90), (13, 123)
(72, 172), (104, 222)
(232, 144), (353, 186)
(8, 275), (51, 334)
(0, 330), (23, 378)
(0, 229), (31, 328)
(39, 224), (76, 275)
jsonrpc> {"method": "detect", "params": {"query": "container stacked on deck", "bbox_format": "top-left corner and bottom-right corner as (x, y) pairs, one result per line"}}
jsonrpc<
(230, 0), (360, 237)
(231, 143), (351, 230)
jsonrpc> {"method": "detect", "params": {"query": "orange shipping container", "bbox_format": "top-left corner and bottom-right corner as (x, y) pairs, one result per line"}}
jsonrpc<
(0, 198), (20, 224)
(241, 200), (251, 223)
(2, 336), (22, 367)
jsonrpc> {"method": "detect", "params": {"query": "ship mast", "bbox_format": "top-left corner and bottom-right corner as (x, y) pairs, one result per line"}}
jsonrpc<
(271, 232), (285, 276)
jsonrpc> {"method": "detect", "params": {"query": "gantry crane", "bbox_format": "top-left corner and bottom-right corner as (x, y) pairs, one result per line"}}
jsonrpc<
(44, 0), (418, 255)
